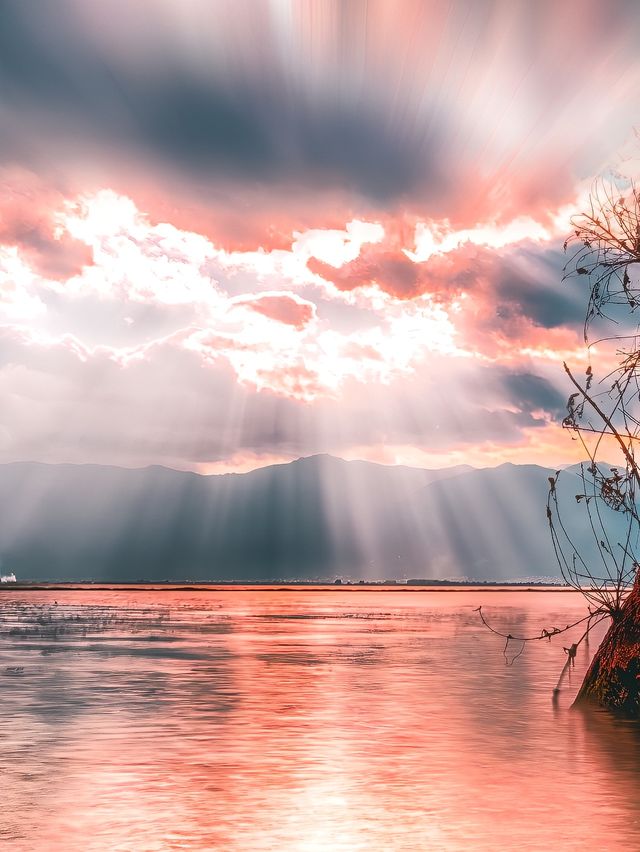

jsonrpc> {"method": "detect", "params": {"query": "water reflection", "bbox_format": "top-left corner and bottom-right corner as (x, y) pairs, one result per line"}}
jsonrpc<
(0, 589), (638, 850)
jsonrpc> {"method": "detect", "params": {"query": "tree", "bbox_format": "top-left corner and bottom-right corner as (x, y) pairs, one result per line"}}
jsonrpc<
(480, 175), (640, 716)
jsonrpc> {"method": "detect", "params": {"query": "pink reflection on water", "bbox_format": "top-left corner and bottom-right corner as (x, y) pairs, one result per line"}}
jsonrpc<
(0, 589), (638, 850)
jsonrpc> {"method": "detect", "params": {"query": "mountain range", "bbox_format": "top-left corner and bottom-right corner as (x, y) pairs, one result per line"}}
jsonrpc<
(0, 455), (623, 582)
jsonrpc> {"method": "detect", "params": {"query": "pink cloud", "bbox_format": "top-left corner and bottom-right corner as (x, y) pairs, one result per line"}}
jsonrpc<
(234, 293), (316, 329)
(102, 173), (358, 255)
(0, 168), (93, 280)
(308, 250), (423, 299)
(307, 236), (501, 310)
(341, 342), (384, 362)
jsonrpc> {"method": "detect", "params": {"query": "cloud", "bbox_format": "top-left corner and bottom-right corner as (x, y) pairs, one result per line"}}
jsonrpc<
(306, 223), (590, 367)
(1, 1), (635, 475)
(308, 248), (427, 299)
(0, 0), (638, 249)
(0, 325), (574, 471)
(0, 2), (448, 205)
(233, 293), (316, 329)
(501, 372), (567, 420)
(0, 180), (603, 471)
(492, 247), (586, 331)
(39, 191), (463, 401)
(0, 248), (46, 322)
(0, 168), (92, 280)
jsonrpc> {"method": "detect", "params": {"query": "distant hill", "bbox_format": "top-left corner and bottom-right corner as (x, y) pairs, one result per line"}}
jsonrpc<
(0, 455), (467, 581)
(0, 456), (622, 582)
(384, 462), (631, 580)
(382, 463), (558, 580)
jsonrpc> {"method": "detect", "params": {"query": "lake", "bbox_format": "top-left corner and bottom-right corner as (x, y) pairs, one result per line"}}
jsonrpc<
(1, 588), (639, 851)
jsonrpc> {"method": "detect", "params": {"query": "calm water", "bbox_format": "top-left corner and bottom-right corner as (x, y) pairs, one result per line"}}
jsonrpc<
(1, 588), (639, 851)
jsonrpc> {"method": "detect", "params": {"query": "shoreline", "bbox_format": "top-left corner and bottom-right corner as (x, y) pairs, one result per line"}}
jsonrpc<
(0, 582), (576, 593)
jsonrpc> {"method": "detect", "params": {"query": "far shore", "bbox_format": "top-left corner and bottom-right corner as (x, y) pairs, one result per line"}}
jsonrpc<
(0, 581), (578, 593)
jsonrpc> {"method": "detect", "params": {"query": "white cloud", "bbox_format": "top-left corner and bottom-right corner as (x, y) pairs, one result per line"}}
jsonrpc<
(0, 248), (47, 323)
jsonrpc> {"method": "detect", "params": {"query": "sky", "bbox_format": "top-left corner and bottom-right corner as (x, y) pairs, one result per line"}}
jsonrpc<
(0, 0), (639, 474)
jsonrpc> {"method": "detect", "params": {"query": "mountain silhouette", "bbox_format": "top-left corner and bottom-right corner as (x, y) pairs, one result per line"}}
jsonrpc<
(0, 456), (619, 582)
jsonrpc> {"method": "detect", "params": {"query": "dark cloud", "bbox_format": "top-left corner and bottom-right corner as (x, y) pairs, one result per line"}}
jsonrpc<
(0, 2), (448, 204)
(494, 248), (586, 330)
(501, 372), (566, 420)
(0, 0), (636, 229)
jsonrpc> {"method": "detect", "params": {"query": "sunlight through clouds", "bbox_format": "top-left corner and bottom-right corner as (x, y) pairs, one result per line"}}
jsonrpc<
(0, 179), (600, 466)
(0, 0), (638, 469)
(11, 189), (464, 403)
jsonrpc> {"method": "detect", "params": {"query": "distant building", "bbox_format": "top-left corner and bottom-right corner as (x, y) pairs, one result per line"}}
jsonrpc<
(0, 573), (17, 583)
